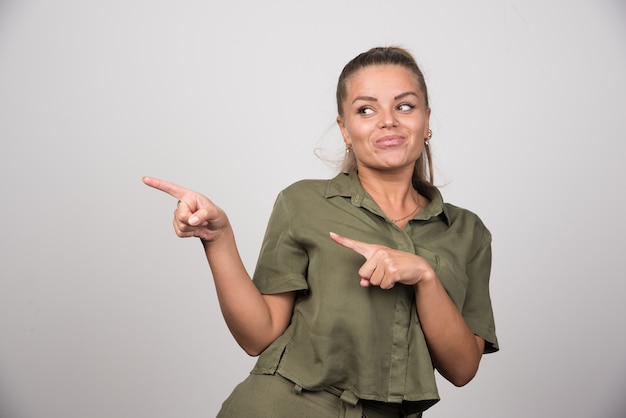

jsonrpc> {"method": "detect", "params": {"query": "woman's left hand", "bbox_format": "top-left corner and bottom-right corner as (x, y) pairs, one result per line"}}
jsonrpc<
(331, 232), (484, 385)
(329, 232), (435, 289)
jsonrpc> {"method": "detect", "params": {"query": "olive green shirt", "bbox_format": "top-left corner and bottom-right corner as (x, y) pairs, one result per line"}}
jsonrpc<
(251, 172), (498, 410)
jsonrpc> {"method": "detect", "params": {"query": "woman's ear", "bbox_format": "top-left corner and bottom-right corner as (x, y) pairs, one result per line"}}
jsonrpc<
(336, 116), (351, 145)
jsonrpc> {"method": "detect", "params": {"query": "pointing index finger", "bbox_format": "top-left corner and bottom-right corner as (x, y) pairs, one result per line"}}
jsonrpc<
(142, 176), (188, 200)
(329, 232), (374, 259)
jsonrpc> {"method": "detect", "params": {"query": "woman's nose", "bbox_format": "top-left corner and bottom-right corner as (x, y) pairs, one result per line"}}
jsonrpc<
(379, 111), (398, 128)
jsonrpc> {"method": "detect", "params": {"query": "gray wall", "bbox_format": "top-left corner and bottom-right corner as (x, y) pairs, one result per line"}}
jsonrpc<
(1, 1), (625, 417)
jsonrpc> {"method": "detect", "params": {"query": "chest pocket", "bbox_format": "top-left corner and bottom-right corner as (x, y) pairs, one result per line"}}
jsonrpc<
(415, 246), (469, 311)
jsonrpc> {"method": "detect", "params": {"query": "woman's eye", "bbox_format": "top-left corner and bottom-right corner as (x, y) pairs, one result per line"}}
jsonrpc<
(397, 103), (415, 112)
(358, 107), (374, 115)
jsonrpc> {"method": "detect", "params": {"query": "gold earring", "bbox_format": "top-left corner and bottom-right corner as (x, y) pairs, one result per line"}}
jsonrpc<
(425, 129), (433, 145)
(345, 144), (353, 154)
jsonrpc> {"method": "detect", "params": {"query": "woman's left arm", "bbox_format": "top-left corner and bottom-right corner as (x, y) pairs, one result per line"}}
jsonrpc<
(413, 276), (484, 386)
(329, 232), (484, 386)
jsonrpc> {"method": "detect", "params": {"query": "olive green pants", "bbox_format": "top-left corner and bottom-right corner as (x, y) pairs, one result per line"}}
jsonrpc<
(217, 373), (423, 418)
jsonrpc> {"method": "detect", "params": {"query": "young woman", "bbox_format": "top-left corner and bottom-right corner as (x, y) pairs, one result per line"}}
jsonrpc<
(143, 46), (498, 417)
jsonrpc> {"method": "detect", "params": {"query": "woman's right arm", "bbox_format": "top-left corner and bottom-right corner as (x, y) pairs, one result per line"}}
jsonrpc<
(142, 176), (295, 356)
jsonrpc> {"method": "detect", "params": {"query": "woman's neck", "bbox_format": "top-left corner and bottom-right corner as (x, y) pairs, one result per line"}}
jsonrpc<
(357, 167), (417, 206)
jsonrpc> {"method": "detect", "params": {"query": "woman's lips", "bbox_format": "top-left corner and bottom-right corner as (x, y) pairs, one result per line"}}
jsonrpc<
(375, 135), (405, 148)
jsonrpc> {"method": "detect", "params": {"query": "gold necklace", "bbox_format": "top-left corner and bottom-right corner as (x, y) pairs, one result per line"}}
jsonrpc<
(390, 196), (421, 223)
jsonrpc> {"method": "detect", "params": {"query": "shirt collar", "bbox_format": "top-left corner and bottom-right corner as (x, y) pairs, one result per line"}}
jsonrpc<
(325, 171), (451, 225)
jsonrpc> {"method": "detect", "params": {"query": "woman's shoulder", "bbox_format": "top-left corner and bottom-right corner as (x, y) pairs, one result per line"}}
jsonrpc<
(426, 187), (487, 227)
(441, 201), (491, 239)
(442, 201), (481, 220)
(285, 178), (329, 189)
(269, 179), (333, 217)
(268, 178), (329, 207)
(280, 177), (336, 196)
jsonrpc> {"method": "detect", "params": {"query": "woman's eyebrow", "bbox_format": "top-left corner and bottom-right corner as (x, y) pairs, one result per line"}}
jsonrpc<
(351, 91), (419, 104)
(352, 95), (377, 104)
(394, 91), (419, 100)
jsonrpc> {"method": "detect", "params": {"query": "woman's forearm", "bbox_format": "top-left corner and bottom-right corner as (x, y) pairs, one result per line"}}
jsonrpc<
(414, 277), (484, 386)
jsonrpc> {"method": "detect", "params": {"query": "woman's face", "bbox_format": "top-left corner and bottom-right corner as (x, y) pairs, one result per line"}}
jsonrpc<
(337, 64), (430, 175)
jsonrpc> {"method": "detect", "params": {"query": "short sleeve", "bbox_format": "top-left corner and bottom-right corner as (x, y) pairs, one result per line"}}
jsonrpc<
(252, 191), (309, 294)
(462, 231), (499, 353)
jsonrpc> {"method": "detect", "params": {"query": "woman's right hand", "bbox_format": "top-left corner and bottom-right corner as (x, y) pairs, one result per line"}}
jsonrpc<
(142, 176), (228, 243)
